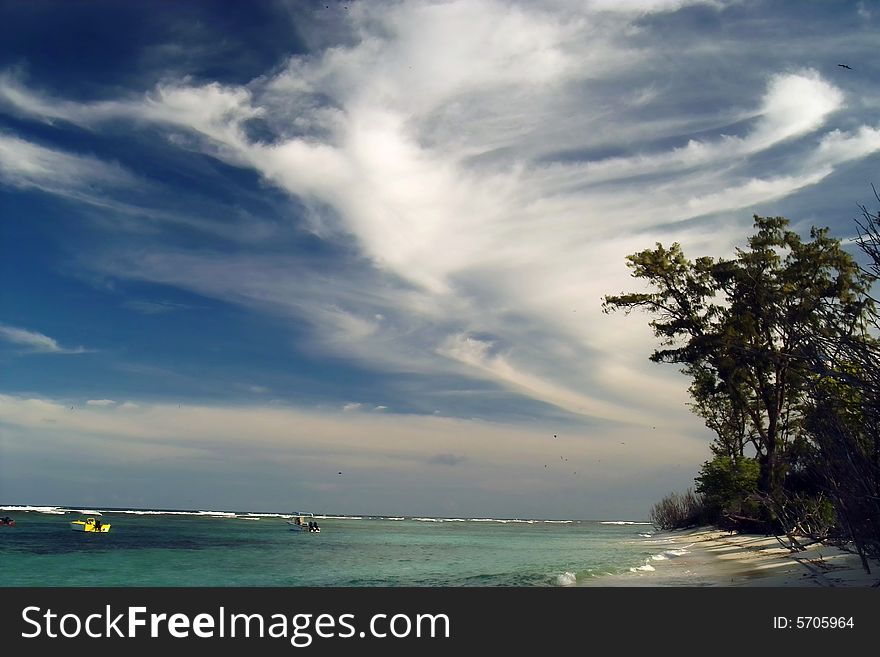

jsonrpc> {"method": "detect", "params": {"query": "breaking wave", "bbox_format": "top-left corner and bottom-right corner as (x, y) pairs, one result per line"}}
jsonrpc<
(556, 571), (578, 586)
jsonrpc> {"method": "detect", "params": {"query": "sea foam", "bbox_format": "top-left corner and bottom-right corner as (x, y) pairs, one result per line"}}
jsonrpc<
(665, 542), (694, 554)
(0, 505), (577, 526)
(556, 571), (578, 586)
(0, 505), (67, 514)
(629, 563), (656, 572)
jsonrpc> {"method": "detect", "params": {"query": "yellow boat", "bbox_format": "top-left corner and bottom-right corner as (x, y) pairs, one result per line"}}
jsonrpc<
(70, 517), (111, 533)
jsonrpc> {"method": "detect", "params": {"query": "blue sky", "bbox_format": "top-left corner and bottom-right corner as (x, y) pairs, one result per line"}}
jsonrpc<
(1, 0), (878, 518)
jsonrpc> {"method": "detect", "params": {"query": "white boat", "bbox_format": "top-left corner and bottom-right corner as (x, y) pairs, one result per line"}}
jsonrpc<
(286, 513), (320, 533)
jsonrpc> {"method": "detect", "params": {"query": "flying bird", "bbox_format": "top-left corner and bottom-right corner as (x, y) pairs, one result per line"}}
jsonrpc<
(837, 64), (853, 70)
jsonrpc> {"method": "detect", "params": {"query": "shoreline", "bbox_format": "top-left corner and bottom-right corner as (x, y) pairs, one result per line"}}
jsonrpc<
(582, 526), (880, 587)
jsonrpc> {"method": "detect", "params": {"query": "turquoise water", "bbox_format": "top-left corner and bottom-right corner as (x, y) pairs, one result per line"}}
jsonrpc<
(0, 508), (659, 586)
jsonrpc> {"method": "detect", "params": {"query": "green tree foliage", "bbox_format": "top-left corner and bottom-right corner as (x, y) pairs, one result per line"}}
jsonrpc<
(604, 209), (880, 569)
(793, 196), (880, 567)
(603, 216), (875, 499)
(685, 364), (750, 461)
(694, 456), (760, 520)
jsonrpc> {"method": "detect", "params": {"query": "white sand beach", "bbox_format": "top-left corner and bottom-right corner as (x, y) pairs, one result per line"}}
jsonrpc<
(583, 527), (880, 587)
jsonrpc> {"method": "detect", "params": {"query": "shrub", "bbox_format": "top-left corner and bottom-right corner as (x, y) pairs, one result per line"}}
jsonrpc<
(695, 456), (760, 517)
(649, 489), (707, 530)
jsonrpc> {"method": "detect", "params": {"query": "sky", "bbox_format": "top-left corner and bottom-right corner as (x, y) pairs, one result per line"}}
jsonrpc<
(1, 0), (878, 519)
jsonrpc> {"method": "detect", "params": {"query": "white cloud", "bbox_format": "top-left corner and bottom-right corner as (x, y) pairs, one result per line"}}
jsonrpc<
(86, 399), (116, 406)
(342, 402), (362, 412)
(0, 324), (88, 355)
(748, 70), (844, 148)
(2, 1), (878, 431)
(586, 0), (724, 11)
(0, 392), (710, 516)
(75, 21), (876, 424)
(548, 70), (844, 187)
(683, 170), (833, 217)
(0, 133), (135, 197)
(0, 392), (704, 478)
(0, 72), (259, 151)
(437, 333), (636, 422)
(810, 126), (880, 167)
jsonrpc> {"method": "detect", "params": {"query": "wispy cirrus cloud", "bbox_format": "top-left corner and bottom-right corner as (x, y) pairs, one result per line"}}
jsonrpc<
(2, 0), (878, 430)
(122, 299), (196, 315)
(0, 70), (260, 149)
(0, 323), (89, 355)
(0, 132), (135, 198)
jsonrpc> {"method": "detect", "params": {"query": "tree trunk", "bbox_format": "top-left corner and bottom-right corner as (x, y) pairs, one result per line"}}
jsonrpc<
(761, 406), (779, 495)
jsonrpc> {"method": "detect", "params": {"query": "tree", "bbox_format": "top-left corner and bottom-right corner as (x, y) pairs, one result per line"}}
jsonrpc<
(685, 363), (750, 461)
(855, 185), (880, 295)
(694, 455), (760, 521)
(603, 216), (875, 500)
(792, 194), (880, 567)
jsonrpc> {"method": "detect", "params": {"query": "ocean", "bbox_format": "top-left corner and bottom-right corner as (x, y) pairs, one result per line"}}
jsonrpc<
(0, 506), (662, 586)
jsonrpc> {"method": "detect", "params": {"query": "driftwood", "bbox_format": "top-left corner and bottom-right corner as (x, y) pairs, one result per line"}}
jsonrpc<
(773, 532), (822, 553)
(718, 512), (772, 535)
